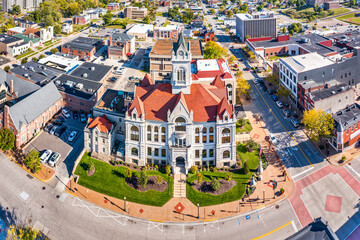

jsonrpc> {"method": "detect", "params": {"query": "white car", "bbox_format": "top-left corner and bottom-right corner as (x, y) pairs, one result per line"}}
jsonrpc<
(270, 134), (277, 144)
(68, 131), (77, 142)
(49, 125), (58, 135)
(276, 101), (283, 108)
(40, 150), (53, 164)
(48, 152), (61, 167)
(62, 109), (71, 118)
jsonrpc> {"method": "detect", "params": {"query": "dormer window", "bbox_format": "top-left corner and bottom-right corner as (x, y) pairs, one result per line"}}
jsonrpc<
(133, 113), (136, 119)
(225, 116), (228, 121)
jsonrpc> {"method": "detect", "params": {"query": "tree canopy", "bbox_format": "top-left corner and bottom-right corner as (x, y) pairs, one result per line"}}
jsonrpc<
(24, 150), (42, 173)
(0, 128), (14, 151)
(302, 108), (334, 142)
(204, 41), (229, 59)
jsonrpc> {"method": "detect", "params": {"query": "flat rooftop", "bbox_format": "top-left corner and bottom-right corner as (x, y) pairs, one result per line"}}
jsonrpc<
(69, 62), (112, 82)
(309, 82), (352, 102)
(95, 89), (133, 115)
(38, 54), (83, 73)
(328, 30), (360, 49)
(250, 33), (345, 56)
(127, 24), (153, 34)
(11, 62), (64, 85)
(235, 12), (275, 20)
(54, 74), (102, 100)
(150, 39), (203, 56)
(281, 52), (334, 73)
(0, 34), (22, 44)
(62, 37), (102, 52)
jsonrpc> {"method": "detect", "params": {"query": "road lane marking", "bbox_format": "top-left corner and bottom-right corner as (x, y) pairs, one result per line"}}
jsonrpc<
(292, 166), (314, 179)
(252, 221), (292, 240)
(346, 164), (360, 179)
(252, 83), (314, 167)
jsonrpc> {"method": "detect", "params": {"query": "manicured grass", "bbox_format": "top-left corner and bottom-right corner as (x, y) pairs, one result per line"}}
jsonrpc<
(336, 13), (356, 21)
(329, 8), (350, 16)
(236, 119), (253, 134)
(15, 50), (34, 59)
(347, 17), (360, 24)
(186, 143), (262, 206)
(74, 153), (173, 207)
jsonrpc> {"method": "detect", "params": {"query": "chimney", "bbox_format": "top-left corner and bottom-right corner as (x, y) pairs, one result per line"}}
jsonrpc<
(109, 35), (112, 46)
(10, 79), (14, 95)
(4, 105), (9, 129)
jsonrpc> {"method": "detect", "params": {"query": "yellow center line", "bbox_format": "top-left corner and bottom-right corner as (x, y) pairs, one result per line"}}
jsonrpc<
(252, 221), (292, 240)
(252, 82), (314, 167)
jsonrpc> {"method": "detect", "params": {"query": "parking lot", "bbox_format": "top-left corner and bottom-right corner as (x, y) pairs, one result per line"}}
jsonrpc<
(23, 112), (86, 176)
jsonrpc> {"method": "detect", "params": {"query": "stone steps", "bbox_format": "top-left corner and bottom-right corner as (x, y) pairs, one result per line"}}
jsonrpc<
(173, 173), (186, 198)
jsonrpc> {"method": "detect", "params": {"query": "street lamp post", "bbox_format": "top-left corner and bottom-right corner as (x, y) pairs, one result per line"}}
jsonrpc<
(197, 203), (199, 219)
(124, 197), (126, 213)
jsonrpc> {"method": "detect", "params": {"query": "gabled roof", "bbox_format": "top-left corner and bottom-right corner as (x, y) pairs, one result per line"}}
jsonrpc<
(24, 27), (40, 37)
(217, 97), (233, 120)
(174, 91), (189, 113)
(128, 95), (145, 117)
(87, 115), (112, 133)
(9, 82), (62, 131)
(140, 74), (154, 87)
(211, 75), (225, 89)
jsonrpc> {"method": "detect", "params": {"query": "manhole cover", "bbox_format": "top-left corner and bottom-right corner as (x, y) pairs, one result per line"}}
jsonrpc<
(275, 205), (279, 209)
(42, 187), (46, 190)
(26, 174), (33, 179)
(56, 195), (60, 199)
(41, 206), (44, 209)
(349, 163), (352, 165)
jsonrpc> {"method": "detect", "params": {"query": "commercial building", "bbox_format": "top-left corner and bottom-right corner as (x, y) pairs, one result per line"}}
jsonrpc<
(149, 33), (203, 80)
(278, 50), (360, 104)
(124, 34), (236, 172)
(72, 15), (90, 25)
(124, 7), (148, 19)
(126, 24), (153, 40)
(3, 0), (42, 11)
(154, 25), (179, 39)
(107, 2), (120, 10)
(0, 81), (63, 148)
(108, 33), (135, 60)
(235, 12), (277, 42)
(61, 23), (73, 34)
(69, 62), (112, 83)
(61, 37), (103, 60)
(38, 54), (83, 73)
(331, 104), (360, 152)
(14, 19), (38, 29)
(7, 27), (26, 35)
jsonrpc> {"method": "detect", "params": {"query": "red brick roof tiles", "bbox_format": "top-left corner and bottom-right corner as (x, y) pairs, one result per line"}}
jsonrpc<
(87, 115), (112, 133)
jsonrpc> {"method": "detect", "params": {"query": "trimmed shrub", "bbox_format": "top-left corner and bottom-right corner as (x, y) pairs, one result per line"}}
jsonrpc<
(210, 178), (221, 191)
(190, 165), (198, 174)
(196, 172), (203, 183)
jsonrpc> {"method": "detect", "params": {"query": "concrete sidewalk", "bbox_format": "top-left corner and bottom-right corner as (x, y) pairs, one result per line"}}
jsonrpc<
(66, 111), (293, 222)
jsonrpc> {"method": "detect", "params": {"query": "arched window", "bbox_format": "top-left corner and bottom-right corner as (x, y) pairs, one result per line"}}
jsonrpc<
(223, 150), (230, 158)
(202, 127), (207, 143)
(175, 117), (186, 132)
(177, 68), (186, 82)
(209, 127), (214, 143)
(195, 127), (200, 143)
(222, 128), (231, 143)
(161, 127), (166, 142)
(132, 113), (136, 119)
(154, 126), (159, 142)
(131, 147), (138, 156)
(130, 126), (139, 141)
(147, 125), (152, 141)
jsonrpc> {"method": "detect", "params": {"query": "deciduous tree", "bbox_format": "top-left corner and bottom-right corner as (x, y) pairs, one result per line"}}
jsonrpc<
(277, 85), (291, 98)
(204, 41), (228, 59)
(302, 108), (334, 142)
(0, 128), (14, 151)
(24, 150), (41, 173)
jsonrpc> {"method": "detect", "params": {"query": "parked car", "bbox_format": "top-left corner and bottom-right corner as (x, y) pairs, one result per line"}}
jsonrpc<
(267, 89), (273, 95)
(291, 119), (300, 128)
(73, 111), (79, 120)
(49, 126), (58, 135)
(58, 116), (65, 122)
(68, 131), (77, 142)
(53, 119), (62, 126)
(80, 113), (87, 123)
(282, 109), (291, 117)
(253, 78), (259, 84)
(276, 101), (283, 108)
(270, 134), (277, 144)
(40, 150), (52, 164)
(44, 124), (53, 132)
(62, 108), (71, 118)
(271, 95), (278, 101)
(55, 126), (67, 137)
(48, 152), (61, 167)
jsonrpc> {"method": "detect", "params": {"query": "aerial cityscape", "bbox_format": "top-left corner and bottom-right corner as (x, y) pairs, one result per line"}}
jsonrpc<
(1, 0), (360, 239)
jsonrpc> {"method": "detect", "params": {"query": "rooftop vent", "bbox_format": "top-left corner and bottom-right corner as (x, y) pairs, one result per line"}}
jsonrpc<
(331, 91), (336, 94)
(90, 66), (95, 71)
(337, 111), (342, 115)
(65, 80), (74, 88)
(55, 80), (61, 85)
(75, 83), (83, 89)
(23, 73), (29, 78)
(83, 73), (88, 78)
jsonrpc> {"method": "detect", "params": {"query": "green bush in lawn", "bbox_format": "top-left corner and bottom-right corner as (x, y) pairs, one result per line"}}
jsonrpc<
(196, 172), (203, 183)
(211, 178), (221, 191)
(243, 161), (250, 175)
(139, 170), (148, 188)
(125, 168), (132, 179)
(190, 165), (198, 174)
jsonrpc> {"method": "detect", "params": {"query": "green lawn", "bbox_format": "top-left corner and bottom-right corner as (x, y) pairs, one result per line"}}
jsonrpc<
(236, 119), (253, 134)
(336, 12), (356, 21)
(349, 17), (360, 24)
(329, 8), (350, 16)
(15, 50), (34, 60)
(186, 143), (263, 206)
(74, 153), (173, 207)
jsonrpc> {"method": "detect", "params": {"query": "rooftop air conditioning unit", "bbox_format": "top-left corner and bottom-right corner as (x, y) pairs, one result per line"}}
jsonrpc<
(75, 83), (83, 89)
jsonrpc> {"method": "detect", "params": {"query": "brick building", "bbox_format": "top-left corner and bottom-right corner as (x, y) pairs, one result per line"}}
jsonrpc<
(61, 37), (103, 60)
(108, 33), (135, 60)
(154, 25), (179, 39)
(72, 15), (90, 25)
(107, 2), (120, 10)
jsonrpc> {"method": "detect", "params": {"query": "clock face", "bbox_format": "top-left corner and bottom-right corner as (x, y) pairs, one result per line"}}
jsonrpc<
(179, 51), (184, 56)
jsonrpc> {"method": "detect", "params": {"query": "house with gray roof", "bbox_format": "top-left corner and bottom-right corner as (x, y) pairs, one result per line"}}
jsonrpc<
(1, 82), (63, 148)
(108, 33), (135, 60)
